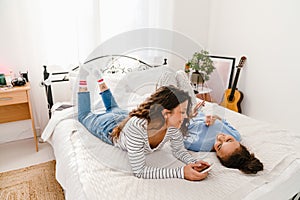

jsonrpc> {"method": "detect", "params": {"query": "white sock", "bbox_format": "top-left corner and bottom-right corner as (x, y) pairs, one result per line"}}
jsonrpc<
(78, 66), (89, 89)
(93, 69), (105, 85)
(97, 78), (105, 85)
(79, 66), (89, 80)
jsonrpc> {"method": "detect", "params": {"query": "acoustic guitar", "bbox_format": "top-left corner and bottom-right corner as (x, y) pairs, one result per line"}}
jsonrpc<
(221, 56), (247, 113)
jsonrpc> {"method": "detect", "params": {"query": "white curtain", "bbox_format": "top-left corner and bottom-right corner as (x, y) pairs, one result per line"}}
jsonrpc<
(0, 0), (100, 140)
(0, 0), (173, 141)
(98, 0), (173, 42)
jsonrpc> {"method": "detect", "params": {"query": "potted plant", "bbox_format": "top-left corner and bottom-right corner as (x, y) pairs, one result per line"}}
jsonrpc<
(187, 50), (215, 86)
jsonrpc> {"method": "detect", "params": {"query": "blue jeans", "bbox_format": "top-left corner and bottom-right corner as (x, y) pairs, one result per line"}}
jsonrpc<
(78, 90), (128, 144)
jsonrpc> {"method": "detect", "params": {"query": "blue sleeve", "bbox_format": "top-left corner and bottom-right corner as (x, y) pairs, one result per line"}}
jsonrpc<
(221, 119), (241, 141)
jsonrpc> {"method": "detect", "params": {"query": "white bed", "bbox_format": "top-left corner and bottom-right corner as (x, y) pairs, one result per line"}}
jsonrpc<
(41, 55), (300, 200)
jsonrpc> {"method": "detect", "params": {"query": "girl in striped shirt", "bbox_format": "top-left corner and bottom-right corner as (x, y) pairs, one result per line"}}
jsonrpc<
(78, 67), (210, 181)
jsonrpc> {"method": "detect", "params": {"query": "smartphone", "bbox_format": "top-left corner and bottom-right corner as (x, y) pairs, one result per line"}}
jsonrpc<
(200, 163), (213, 174)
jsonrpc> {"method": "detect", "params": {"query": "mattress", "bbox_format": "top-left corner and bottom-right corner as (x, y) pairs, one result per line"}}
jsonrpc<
(44, 102), (300, 200)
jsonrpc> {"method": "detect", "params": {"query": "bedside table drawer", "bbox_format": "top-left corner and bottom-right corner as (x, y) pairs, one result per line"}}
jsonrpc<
(0, 90), (28, 106)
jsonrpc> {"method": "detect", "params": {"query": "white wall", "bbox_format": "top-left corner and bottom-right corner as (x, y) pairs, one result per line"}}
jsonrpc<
(1, 0), (299, 143)
(207, 0), (300, 133)
(172, 0), (210, 48)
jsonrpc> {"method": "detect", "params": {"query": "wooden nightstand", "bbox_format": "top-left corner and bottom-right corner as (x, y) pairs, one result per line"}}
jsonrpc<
(0, 83), (38, 151)
(195, 86), (213, 102)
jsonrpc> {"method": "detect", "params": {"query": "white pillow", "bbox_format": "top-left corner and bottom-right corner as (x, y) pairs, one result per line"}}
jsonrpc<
(124, 66), (174, 95)
(91, 66), (176, 112)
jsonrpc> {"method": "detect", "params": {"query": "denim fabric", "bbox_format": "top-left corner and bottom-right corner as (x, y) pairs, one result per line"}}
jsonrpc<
(78, 90), (128, 145)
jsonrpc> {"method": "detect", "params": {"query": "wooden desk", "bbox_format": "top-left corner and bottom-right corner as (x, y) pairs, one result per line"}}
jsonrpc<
(0, 83), (38, 151)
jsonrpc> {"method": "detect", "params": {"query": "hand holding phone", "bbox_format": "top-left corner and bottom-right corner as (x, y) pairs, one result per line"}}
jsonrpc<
(192, 162), (213, 173)
(200, 163), (213, 173)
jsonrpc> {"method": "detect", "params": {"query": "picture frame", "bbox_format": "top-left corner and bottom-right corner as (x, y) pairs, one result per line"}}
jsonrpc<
(209, 55), (236, 89)
(205, 55), (236, 104)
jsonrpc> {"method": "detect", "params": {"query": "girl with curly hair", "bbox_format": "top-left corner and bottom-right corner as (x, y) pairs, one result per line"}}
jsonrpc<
(77, 67), (210, 181)
(159, 70), (263, 174)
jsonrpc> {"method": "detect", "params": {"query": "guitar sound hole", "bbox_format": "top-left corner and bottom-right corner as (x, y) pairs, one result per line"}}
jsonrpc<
(227, 96), (235, 102)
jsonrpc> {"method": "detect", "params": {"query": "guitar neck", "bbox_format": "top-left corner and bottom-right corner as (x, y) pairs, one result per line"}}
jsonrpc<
(229, 67), (241, 100)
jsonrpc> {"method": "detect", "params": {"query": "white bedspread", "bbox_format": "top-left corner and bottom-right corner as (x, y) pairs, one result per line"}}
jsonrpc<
(43, 102), (300, 200)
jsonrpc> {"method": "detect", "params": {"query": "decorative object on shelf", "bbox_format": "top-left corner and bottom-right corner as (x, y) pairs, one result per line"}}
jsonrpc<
(0, 73), (6, 86)
(190, 69), (205, 85)
(187, 50), (215, 86)
(184, 63), (190, 74)
(20, 71), (29, 82)
(1, 70), (14, 88)
(11, 76), (26, 86)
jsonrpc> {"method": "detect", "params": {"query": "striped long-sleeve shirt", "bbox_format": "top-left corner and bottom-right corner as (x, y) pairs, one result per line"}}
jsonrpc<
(114, 116), (198, 179)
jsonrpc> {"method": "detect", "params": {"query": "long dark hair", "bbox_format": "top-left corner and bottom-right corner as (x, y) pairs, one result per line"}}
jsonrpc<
(217, 144), (264, 174)
(111, 85), (192, 140)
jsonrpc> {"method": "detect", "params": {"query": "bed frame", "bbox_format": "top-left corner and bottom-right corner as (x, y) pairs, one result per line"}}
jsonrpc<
(42, 55), (167, 118)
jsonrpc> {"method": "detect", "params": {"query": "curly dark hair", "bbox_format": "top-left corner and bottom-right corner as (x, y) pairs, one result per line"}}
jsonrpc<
(111, 85), (192, 140)
(217, 144), (264, 174)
